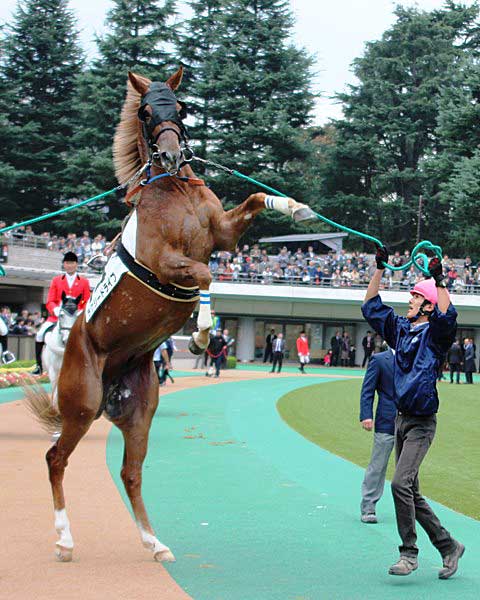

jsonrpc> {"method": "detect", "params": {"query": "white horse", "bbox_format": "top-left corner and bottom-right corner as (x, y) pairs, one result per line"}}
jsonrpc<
(43, 293), (83, 411)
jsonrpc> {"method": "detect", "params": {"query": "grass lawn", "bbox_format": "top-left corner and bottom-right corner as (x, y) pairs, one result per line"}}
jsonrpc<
(277, 379), (480, 520)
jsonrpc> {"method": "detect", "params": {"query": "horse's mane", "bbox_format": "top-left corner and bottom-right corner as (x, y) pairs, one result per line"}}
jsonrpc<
(113, 74), (152, 184)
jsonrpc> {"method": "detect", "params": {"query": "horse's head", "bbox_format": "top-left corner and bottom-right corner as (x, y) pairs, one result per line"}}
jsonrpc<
(129, 68), (187, 174)
(58, 292), (82, 345)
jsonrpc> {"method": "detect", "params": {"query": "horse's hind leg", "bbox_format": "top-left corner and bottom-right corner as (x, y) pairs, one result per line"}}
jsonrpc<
(46, 337), (103, 562)
(116, 363), (175, 562)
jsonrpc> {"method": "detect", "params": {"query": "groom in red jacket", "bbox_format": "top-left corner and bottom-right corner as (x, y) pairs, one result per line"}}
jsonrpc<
(33, 251), (90, 374)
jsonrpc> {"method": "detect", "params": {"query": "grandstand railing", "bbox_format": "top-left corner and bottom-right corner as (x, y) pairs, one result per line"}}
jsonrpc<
(1, 233), (51, 249)
(211, 272), (480, 295)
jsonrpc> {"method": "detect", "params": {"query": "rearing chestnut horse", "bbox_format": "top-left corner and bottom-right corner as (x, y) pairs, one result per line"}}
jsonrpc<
(27, 67), (314, 563)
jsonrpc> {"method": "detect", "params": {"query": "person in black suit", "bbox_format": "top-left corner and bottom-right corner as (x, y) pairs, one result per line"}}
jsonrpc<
(270, 333), (285, 373)
(331, 330), (341, 366)
(359, 349), (396, 523)
(263, 328), (276, 363)
(447, 339), (463, 384)
(362, 330), (374, 367)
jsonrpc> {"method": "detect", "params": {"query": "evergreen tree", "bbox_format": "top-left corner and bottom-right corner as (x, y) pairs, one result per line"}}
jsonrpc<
(0, 0), (83, 221)
(180, 0), (317, 242)
(319, 3), (478, 252)
(63, 0), (178, 228)
(0, 39), (21, 219)
(440, 150), (480, 256)
(177, 0), (226, 159)
(426, 54), (480, 256)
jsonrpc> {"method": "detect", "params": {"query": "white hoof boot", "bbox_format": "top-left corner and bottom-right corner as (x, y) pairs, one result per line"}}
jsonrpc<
(193, 329), (209, 350)
(154, 548), (176, 563)
(140, 528), (175, 562)
(55, 545), (73, 562)
(54, 509), (73, 562)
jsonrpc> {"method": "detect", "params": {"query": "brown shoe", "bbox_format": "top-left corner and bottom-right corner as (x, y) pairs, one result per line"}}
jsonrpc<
(438, 541), (465, 580)
(388, 556), (418, 576)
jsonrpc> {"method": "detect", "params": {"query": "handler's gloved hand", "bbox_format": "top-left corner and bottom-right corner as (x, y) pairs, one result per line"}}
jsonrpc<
(428, 257), (446, 287)
(375, 245), (388, 270)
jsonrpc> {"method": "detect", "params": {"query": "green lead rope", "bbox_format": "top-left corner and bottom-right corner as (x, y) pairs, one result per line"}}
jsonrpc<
(0, 186), (121, 277)
(232, 170), (441, 277)
(0, 162), (441, 278)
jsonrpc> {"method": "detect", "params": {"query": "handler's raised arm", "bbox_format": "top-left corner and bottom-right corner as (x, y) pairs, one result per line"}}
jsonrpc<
(364, 245), (388, 303)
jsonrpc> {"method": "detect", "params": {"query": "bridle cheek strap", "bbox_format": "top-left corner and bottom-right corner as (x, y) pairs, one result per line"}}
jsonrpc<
(151, 126), (183, 147)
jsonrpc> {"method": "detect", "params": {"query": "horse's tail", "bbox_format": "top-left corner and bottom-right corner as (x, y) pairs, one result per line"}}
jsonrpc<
(23, 378), (62, 434)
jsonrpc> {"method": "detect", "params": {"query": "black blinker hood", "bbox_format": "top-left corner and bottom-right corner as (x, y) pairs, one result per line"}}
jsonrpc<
(138, 82), (186, 132)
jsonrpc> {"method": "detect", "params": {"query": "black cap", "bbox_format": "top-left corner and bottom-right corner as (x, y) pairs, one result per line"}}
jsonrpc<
(63, 251), (78, 263)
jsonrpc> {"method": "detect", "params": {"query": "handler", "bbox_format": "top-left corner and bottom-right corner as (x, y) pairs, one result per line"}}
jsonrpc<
(33, 251), (90, 374)
(362, 245), (464, 579)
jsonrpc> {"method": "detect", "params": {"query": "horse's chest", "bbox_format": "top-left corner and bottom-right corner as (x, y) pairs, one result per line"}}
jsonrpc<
(164, 212), (212, 257)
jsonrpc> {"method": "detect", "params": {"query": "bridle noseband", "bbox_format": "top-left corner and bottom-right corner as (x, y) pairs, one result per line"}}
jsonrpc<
(138, 82), (191, 172)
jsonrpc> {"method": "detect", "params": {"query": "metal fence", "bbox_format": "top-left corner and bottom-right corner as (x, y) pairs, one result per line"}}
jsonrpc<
(1, 233), (51, 250)
(211, 272), (480, 295)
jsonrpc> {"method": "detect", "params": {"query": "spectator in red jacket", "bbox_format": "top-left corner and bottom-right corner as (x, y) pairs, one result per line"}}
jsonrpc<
(296, 330), (310, 373)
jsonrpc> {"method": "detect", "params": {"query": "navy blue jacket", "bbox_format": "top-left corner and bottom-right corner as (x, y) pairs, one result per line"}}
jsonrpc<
(362, 295), (457, 415)
(359, 350), (396, 435)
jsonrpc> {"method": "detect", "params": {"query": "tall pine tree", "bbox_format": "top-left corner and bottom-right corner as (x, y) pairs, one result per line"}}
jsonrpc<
(177, 0), (226, 160)
(431, 55), (480, 255)
(319, 2), (478, 251)
(63, 0), (178, 234)
(179, 0), (317, 242)
(1, 0), (83, 221)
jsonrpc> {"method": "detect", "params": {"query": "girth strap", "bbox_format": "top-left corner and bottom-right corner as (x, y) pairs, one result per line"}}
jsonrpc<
(116, 242), (200, 302)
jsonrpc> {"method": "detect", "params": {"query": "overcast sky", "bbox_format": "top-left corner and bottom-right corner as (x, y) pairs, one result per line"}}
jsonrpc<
(1, 0), (477, 123)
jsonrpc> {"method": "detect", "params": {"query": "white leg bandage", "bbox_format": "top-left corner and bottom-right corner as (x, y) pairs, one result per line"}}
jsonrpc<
(264, 195), (294, 216)
(139, 526), (169, 554)
(197, 290), (213, 331)
(54, 509), (74, 549)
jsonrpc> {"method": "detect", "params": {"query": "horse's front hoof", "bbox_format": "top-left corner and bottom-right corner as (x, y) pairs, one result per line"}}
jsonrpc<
(154, 549), (176, 563)
(188, 336), (204, 355)
(293, 205), (317, 222)
(55, 545), (73, 562)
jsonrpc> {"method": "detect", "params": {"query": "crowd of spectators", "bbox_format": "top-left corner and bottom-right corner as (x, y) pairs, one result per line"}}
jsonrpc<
(209, 244), (480, 292)
(0, 305), (44, 337)
(1, 219), (479, 292)
(0, 222), (108, 268)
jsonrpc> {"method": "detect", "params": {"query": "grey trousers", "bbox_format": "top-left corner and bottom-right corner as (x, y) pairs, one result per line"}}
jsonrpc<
(361, 432), (394, 515)
(391, 414), (455, 558)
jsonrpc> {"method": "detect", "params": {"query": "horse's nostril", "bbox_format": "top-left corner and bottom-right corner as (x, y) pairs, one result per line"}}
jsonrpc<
(161, 151), (174, 163)
(160, 151), (180, 172)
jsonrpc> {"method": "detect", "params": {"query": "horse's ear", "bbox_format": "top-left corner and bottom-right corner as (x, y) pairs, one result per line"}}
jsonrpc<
(75, 294), (82, 305)
(166, 66), (183, 91)
(128, 71), (151, 96)
(61, 291), (66, 301)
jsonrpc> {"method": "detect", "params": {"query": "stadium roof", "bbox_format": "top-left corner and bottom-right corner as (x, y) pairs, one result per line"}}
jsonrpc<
(258, 232), (348, 251)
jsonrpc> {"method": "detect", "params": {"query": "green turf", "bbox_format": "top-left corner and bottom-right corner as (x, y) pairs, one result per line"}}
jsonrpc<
(107, 377), (480, 600)
(278, 379), (480, 520)
(0, 383), (51, 404)
(237, 362), (480, 382)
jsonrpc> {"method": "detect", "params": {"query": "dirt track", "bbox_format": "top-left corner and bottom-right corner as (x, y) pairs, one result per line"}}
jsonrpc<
(1, 370), (328, 600)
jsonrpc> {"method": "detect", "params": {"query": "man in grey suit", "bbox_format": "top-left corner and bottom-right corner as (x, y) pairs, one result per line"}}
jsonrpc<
(270, 333), (285, 373)
(359, 348), (397, 523)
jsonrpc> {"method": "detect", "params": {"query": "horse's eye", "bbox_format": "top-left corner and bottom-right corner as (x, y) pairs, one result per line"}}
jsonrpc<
(178, 102), (187, 120)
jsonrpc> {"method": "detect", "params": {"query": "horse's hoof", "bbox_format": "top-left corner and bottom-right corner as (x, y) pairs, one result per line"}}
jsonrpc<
(293, 205), (317, 222)
(55, 545), (73, 562)
(188, 337), (204, 355)
(154, 549), (176, 563)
